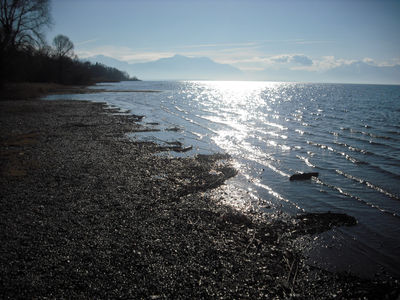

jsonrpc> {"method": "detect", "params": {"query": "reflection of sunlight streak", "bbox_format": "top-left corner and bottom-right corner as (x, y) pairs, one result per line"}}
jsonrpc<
(253, 180), (305, 212)
(261, 161), (290, 178)
(295, 129), (304, 135)
(266, 140), (290, 151)
(195, 81), (296, 208)
(265, 131), (288, 139)
(201, 115), (249, 133)
(296, 155), (316, 168)
(264, 121), (287, 131)
(194, 81), (281, 105)
(243, 148), (290, 178)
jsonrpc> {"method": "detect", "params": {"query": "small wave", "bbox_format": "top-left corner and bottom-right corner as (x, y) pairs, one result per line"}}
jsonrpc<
(174, 105), (187, 114)
(263, 162), (290, 178)
(306, 141), (365, 164)
(301, 122), (317, 127)
(296, 155), (316, 168)
(333, 141), (370, 154)
(340, 127), (399, 141)
(265, 131), (288, 139)
(340, 132), (400, 152)
(333, 141), (400, 163)
(248, 152), (289, 178)
(253, 180), (305, 212)
(384, 130), (400, 136)
(314, 178), (400, 219)
(264, 121), (287, 131)
(335, 170), (400, 201)
(182, 117), (219, 136)
(266, 140), (291, 151)
(295, 128), (315, 136)
(330, 131), (339, 137)
(308, 140), (400, 178)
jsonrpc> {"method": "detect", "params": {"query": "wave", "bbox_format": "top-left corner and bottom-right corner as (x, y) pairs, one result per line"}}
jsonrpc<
(339, 131), (400, 152)
(333, 140), (400, 163)
(296, 155), (317, 168)
(253, 180), (305, 212)
(306, 140), (366, 165)
(314, 178), (400, 219)
(305, 141), (400, 184)
(340, 127), (400, 142)
(335, 170), (400, 201)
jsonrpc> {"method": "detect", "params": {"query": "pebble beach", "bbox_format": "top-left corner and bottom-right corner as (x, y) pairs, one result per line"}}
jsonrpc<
(1, 92), (399, 299)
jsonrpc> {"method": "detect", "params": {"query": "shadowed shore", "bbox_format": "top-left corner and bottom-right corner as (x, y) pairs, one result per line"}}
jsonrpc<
(0, 82), (160, 101)
(0, 92), (399, 298)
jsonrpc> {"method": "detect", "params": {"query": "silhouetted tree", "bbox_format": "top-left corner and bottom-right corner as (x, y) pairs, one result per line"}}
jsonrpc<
(0, 0), (52, 85)
(52, 34), (74, 83)
(52, 34), (74, 59)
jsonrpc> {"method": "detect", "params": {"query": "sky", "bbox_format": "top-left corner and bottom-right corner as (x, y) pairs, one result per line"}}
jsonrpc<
(49, 0), (400, 82)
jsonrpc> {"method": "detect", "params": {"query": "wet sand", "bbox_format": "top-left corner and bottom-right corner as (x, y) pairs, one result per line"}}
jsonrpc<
(0, 95), (399, 299)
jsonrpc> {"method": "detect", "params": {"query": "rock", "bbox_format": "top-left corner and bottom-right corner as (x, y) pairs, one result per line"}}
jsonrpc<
(290, 172), (319, 181)
(172, 146), (193, 153)
(294, 212), (357, 236)
(165, 126), (180, 132)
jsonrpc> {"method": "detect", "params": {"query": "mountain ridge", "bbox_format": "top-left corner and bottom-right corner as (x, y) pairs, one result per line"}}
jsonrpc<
(86, 54), (244, 81)
(85, 54), (400, 84)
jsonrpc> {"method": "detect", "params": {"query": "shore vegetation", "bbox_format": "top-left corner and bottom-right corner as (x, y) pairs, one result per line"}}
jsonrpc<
(0, 0), (138, 88)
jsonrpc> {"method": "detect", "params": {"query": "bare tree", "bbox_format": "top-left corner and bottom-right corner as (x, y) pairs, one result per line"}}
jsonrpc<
(52, 34), (75, 84)
(52, 34), (74, 59)
(0, 0), (51, 85)
(0, 0), (52, 52)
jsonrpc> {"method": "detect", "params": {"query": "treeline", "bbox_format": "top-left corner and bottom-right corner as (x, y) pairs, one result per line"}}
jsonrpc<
(5, 48), (138, 85)
(1, 0), (138, 87)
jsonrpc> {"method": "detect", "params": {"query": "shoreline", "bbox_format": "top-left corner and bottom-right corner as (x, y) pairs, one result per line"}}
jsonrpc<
(1, 94), (399, 298)
(0, 82), (160, 101)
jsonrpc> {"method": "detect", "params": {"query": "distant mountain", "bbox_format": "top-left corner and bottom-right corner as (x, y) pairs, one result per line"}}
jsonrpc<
(85, 55), (132, 73)
(86, 55), (400, 84)
(323, 61), (400, 85)
(86, 54), (244, 80)
(246, 61), (400, 84)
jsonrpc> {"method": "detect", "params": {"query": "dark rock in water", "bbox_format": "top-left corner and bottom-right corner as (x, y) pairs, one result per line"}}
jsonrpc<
(172, 145), (193, 152)
(167, 141), (182, 146)
(293, 212), (357, 236)
(290, 172), (319, 181)
(165, 126), (180, 132)
(131, 115), (144, 122)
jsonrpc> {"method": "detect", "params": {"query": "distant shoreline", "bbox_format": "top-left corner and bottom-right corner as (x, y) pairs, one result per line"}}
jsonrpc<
(0, 82), (160, 101)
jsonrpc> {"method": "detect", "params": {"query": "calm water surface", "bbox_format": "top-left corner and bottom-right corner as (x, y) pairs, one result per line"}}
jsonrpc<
(46, 81), (400, 278)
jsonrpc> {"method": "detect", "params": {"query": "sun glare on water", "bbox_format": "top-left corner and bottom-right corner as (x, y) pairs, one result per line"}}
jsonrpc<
(188, 81), (287, 156)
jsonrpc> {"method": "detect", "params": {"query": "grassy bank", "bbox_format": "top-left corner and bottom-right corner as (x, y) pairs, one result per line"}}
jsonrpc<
(0, 82), (94, 100)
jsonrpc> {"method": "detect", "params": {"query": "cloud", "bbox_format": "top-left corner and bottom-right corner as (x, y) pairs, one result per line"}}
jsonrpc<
(176, 41), (259, 49)
(76, 45), (175, 63)
(271, 55), (291, 63)
(363, 57), (375, 65)
(292, 55), (313, 66)
(269, 54), (313, 66)
(75, 38), (99, 46)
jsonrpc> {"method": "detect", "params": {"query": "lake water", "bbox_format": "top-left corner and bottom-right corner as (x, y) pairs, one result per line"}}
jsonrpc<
(45, 81), (400, 278)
